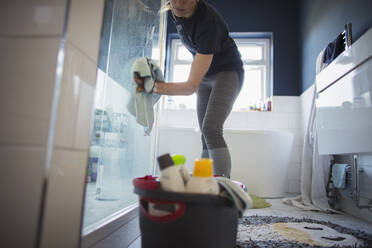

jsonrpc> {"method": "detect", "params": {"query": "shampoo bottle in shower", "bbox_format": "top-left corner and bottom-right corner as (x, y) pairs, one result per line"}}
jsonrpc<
(171, 154), (190, 185)
(157, 153), (185, 192)
(186, 158), (219, 195)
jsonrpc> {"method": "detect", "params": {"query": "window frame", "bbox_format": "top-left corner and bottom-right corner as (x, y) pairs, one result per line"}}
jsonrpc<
(234, 38), (271, 110)
(169, 39), (193, 81)
(165, 34), (272, 111)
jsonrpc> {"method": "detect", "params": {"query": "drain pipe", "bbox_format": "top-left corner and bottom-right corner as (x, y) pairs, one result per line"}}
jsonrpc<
(352, 155), (372, 210)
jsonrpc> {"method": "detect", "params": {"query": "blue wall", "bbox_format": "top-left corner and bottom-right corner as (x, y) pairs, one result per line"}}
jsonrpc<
(167, 0), (301, 96)
(166, 0), (372, 96)
(300, 0), (372, 93)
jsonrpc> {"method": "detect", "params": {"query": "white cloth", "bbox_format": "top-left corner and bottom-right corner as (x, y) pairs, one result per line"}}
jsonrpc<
(332, 164), (348, 189)
(216, 177), (253, 217)
(127, 57), (164, 135)
(283, 49), (334, 212)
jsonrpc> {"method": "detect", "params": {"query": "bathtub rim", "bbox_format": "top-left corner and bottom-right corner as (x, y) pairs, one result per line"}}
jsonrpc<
(158, 126), (294, 136)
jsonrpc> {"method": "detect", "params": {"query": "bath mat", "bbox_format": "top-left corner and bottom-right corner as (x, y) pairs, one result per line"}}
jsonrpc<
(249, 194), (271, 209)
(236, 215), (372, 248)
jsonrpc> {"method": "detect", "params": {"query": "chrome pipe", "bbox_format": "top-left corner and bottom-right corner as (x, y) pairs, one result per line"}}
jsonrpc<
(352, 155), (359, 202)
(352, 155), (372, 209)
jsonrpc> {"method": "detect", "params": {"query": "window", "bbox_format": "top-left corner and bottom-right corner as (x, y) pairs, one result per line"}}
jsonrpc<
(166, 36), (271, 111)
(165, 39), (194, 110)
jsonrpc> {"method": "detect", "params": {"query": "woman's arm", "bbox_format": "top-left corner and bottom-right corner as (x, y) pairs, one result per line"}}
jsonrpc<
(135, 53), (213, 95)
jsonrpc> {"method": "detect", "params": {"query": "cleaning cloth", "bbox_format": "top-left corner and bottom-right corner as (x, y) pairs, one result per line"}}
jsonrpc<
(127, 57), (164, 135)
(216, 177), (253, 217)
(332, 163), (349, 189)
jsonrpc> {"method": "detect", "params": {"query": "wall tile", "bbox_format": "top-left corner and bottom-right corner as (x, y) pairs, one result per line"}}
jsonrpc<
(288, 112), (301, 129)
(235, 112), (289, 129)
(40, 148), (88, 248)
(66, 0), (105, 63)
(272, 96), (301, 113)
(264, 112), (289, 129)
(240, 112), (263, 129)
(0, 37), (60, 145)
(54, 42), (97, 149)
(224, 111), (247, 129)
(74, 81), (95, 149)
(0, 113), (50, 146)
(0, 0), (67, 36)
(54, 44), (79, 147)
(0, 146), (46, 248)
(158, 110), (199, 128)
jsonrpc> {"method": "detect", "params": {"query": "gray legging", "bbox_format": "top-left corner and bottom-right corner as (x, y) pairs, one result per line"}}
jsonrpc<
(196, 70), (244, 177)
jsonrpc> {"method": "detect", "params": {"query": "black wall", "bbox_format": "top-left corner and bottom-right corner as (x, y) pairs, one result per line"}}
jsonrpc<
(300, 0), (372, 93)
(167, 0), (301, 96)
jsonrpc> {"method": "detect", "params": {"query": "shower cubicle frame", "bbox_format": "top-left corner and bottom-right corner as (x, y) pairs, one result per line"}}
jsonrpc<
(81, 0), (168, 246)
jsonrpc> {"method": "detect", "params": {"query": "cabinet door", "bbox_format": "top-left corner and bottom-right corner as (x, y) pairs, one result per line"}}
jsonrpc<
(316, 58), (372, 155)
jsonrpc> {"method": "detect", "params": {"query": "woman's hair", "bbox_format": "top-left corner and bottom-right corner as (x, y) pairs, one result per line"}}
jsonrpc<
(160, 0), (201, 13)
(159, 0), (171, 13)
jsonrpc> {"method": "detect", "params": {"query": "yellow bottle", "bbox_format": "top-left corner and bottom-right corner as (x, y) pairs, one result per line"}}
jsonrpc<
(185, 158), (219, 195)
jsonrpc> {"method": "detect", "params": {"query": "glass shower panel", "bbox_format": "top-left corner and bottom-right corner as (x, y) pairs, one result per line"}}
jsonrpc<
(82, 0), (164, 231)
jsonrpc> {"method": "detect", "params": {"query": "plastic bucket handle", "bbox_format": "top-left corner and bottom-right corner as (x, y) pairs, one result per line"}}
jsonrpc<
(140, 196), (185, 223)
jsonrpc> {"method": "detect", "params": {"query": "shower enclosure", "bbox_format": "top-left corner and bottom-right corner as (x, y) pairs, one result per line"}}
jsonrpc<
(82, 0), (166, 243)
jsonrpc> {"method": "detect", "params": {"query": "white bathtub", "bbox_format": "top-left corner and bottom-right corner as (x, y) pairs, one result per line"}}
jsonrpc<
(157, 127), (294, 198)
(226, 129), (294, 198)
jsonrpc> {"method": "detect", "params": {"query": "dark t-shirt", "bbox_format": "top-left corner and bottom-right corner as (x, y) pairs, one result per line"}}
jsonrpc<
(169, 0), (243, 76)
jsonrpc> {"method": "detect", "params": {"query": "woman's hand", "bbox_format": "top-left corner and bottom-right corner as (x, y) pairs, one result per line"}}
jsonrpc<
(133, 73), (145, 93)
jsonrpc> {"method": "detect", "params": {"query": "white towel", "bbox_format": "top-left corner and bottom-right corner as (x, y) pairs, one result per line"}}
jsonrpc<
(332, 164), (348, 189)
(283, 49), (334, 212)
(127, 57), (164, 135)
(216, 177), (253, 217)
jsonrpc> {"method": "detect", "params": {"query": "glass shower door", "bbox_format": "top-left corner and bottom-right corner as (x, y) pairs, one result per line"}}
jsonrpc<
(82, 0), (165, 233)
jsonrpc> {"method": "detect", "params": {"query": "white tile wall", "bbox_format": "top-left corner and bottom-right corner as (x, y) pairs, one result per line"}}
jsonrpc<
(0, 146), (46, 248)
(40, 0), (104, 246)
(74, 80), (95, 149)
(0, 37), (60, 146)
(54, 42), (97, 149)
(0, 0), (67, 36)
(66, 0), (105, 63)
(40, 148), (88, 248)
(1, 0), (104, 246)
(272, 96), (301, 113)
(158, 109), (199, 128)
(0, 1), (66, 244)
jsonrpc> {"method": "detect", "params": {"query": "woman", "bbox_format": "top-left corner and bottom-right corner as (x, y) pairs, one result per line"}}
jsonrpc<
(135, 0), (244, 178)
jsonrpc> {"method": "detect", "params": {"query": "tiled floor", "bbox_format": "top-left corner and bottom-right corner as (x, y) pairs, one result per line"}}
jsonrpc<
(127, 198), (372, 248)
(128, 236), (141, 248)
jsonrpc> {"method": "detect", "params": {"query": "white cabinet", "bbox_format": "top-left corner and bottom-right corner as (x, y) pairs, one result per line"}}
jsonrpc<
(316, 28), (372, 155)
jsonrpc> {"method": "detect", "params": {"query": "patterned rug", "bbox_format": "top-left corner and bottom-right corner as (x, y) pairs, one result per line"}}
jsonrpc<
(236, 215), (372, 248)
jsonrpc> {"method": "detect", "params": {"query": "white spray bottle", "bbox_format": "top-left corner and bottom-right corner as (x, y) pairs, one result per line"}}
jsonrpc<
(157, 153), (185, 192)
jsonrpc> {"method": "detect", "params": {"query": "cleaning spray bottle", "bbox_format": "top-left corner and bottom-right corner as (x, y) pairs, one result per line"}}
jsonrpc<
(171, 154), (190, 185)
(157, 153), (185, 192)
(186, 158), (219, 195)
